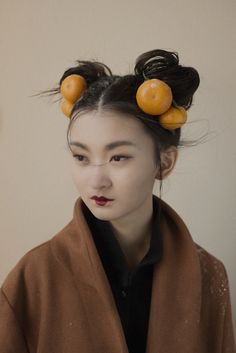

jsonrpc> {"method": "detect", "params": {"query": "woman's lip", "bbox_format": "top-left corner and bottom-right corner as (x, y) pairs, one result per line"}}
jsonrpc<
(91, 197), (114, 201)
(92, 199), (114, 206)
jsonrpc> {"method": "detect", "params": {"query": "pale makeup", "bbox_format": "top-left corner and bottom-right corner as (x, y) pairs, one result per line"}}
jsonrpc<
(68, 109), (177, 266)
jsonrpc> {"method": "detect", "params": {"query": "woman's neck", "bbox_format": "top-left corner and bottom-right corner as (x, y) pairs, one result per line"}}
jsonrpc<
(109, 196), (154, 268)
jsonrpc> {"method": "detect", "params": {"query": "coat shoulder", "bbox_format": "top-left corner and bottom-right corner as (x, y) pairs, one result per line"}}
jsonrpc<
(1, 220), (74, 295)
(1, 239), (54, 301)
(194, 242), (225, 269)
(194, 242), (230, 308)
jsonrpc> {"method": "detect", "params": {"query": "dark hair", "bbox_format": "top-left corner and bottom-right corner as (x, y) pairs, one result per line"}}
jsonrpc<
(38, 49), (207, 197)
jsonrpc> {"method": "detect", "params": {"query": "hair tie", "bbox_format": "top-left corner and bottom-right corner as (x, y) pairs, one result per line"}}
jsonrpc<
(136, 78), (187, 130)
(60, 74), (87, 117)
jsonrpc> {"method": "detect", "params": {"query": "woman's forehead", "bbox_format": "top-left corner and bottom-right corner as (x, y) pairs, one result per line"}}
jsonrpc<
(69, 110), (147, 143)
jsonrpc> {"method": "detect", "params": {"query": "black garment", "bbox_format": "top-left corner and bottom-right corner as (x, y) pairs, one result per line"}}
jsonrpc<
(81, 195), (163, 353)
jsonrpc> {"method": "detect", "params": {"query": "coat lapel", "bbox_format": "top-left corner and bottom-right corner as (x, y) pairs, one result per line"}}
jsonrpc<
(52, 196), (202, 353)
(146, 197), (202, 352)
(52, 197), (130, 353)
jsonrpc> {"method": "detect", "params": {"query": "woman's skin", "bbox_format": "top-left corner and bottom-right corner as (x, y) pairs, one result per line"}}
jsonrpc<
(69, 109), (178, 268)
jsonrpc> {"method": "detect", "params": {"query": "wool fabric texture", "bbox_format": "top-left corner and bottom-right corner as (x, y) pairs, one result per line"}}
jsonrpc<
(0, 195), (235, 352)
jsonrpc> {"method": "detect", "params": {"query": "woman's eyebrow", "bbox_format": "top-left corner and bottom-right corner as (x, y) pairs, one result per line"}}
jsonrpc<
(69, 140), (138, 151)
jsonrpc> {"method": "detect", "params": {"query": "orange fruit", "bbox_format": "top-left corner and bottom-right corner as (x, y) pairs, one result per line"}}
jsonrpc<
(61, 99), (74, 118)
(159, 106), (187, 130)
(136, 79), (173, 115)
(60, 74), (87, 104)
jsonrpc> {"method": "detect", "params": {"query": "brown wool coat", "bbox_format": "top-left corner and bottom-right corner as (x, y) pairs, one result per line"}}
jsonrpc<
(0, 196), (235, 353)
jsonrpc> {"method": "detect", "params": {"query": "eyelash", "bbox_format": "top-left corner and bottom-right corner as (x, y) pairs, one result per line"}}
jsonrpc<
(72, 154), (131, 163)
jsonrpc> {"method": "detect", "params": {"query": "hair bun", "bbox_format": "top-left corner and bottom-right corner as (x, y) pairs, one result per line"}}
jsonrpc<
(59, 60), (113, 87)
(134, 49), (200, 109)
(134, 49), (179, 77)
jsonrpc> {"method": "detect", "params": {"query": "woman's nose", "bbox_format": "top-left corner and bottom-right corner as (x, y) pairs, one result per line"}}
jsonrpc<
(88, 162), (112, 184)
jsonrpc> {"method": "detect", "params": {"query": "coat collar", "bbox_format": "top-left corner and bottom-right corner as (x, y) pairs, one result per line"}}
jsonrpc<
(80, 194), (163, 288)
(51, 194), (202, 353)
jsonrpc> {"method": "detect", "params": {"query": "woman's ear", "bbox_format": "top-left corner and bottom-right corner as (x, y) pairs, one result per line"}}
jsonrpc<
(155, 146), (178, 180)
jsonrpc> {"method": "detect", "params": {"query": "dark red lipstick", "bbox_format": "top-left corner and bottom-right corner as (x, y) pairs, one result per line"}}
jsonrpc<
(91, 196), (113, 201)
(91, 196), (114, 206)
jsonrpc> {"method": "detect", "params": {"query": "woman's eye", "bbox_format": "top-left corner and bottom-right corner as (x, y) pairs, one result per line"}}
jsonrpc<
(72, 155), (130, 163)
(73, 155), (86, 162)
(111, 155), (130, 162)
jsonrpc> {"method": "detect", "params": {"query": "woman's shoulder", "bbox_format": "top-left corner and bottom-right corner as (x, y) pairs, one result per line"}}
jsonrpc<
(1, 239), (53, 292)
(1, 220), (75, 291)
(194, 242), (227, 274)
(1, 218), (77, 300)
(194, 242), (231, 304)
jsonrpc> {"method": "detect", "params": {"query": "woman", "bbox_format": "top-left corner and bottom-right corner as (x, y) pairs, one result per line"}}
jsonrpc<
(0, 49), (235, 353)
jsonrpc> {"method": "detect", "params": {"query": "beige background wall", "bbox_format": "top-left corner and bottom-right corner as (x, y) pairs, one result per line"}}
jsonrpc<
(1, 0), (235, 336)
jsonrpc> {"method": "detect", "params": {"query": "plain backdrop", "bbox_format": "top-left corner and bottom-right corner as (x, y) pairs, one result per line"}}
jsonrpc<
(0, 0), (235, 336)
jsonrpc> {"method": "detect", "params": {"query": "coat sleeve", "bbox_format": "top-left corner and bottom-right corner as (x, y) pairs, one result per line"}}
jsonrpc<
(221, 286), (236, 353)
(0, 289), (29, 353)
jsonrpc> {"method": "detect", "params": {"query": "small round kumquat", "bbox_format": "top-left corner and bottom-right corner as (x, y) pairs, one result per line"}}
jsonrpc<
(60, 74), (87, 104)
(61, 99), (74, 118)
(159, 106), (187, 130)
(136, 79), (173, 115)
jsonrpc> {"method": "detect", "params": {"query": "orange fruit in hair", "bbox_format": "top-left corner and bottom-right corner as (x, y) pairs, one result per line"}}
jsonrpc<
(61, 99), (74, 118)
(136, 79), (173, 115)
(159, 106), (187, 130)
(60, 74), (87, 104)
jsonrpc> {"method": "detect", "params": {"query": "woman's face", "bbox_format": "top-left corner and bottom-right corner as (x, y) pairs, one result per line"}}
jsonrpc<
(68, 109), (160, 222)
